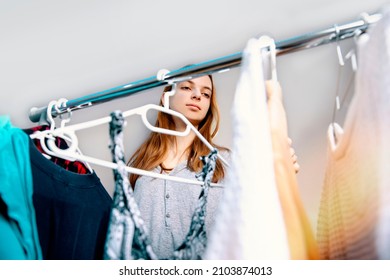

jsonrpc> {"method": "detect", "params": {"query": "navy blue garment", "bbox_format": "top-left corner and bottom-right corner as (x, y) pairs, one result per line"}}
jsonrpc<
(28, 137), (112, 259)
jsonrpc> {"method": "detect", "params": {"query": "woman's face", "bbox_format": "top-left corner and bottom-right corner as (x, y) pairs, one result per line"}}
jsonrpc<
(164, 76), (212, 127)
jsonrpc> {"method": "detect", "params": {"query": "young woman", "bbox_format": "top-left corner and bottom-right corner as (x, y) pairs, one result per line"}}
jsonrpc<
(127, 75), (230, 259)
(126, 75), (301, 259)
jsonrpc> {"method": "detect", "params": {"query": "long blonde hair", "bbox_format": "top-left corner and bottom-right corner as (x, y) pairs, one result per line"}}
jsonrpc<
(128, 75), (228, 188)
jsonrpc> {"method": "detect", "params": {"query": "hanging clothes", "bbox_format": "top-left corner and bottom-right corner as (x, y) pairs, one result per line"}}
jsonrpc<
(28, 135), (112, 259)
(104, 111), (219, 260)
(317, 6), (390, 260)
(24, 125), (90, 174)
(0, 116), (42, 260)
(265, 81), (319, 259)
(104, 111), (156, 260)
(205, 38), (290, 260)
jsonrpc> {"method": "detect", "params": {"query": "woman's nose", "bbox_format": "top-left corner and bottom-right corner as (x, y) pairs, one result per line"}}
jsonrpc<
(191, 89), (201, 100)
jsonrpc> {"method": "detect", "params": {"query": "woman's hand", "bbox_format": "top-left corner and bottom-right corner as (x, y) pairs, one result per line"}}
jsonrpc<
(288, 137), (300, 173)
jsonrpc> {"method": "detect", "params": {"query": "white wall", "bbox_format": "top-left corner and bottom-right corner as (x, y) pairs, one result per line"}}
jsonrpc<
(1, 0), (388, 232)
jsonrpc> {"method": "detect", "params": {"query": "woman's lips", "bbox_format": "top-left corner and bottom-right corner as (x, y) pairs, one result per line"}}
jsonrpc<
(186, 104), (201, 110)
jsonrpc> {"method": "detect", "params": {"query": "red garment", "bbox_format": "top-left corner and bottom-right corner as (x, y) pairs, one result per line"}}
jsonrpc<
(24, 125), (90, 174)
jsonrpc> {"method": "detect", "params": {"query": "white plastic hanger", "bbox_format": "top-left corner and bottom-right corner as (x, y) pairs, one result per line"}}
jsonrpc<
(30, 100), (58, 159)
(333, 24), (345, 113)
(30, 99), (94, 173)
(34, 101), (227, 187)
(330, 24), (347, 144)
(336, 12), (370, 103)
(331, 20), (366, 142)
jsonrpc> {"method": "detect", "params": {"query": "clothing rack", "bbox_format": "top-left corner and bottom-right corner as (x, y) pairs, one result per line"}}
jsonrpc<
(29, 12), (382, 123)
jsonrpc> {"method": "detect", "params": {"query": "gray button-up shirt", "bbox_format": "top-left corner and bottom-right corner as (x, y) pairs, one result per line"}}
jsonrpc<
(133, 152), (228, 259)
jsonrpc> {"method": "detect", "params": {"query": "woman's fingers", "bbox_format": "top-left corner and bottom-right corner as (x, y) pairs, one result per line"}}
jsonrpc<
(288, 139), (300, 173)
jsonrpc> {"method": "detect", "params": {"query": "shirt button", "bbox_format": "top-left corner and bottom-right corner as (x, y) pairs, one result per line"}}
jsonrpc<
(166, 194), (170, 199)
(166, 213), (170, 218)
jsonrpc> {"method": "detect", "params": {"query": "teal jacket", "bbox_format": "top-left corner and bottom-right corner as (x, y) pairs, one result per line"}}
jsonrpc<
(0, 116), (42, 259)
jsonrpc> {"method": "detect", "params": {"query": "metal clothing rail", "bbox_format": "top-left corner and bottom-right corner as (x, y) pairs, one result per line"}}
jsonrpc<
(29, 12), (382, 123)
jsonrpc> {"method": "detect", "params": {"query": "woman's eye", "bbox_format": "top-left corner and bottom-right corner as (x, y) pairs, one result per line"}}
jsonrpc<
(202, 92), (210, 98)
(181, 86), (191, 90)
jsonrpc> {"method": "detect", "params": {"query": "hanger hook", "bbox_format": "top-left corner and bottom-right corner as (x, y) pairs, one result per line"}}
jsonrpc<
(349, 12), (369, 43)
(46, 100), (58, 130)
(157, 68), (177, 109)
(334, 24), (345, 66)
(55, 98), (72, 129)
(359, 12), (370, 26)
(163, 83), (177, 109)
(269, 39), (277, 81)
(257, 35), (278, 81)
(156, 68), (170, 81)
